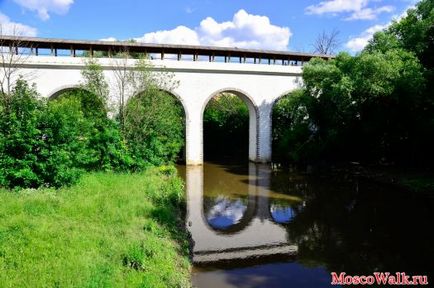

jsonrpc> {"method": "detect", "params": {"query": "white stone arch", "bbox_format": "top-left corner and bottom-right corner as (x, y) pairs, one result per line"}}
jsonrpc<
(127, 88), (189, 163)
(270, 88), (300, 109)
(202, 88), (259, 162)
(268, 88), (301, 161)
(47, 84), (89, 100)
(129, 88), (190, 123)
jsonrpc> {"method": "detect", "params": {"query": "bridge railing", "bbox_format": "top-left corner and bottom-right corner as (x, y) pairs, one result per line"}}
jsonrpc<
(0, 36), (333, 66)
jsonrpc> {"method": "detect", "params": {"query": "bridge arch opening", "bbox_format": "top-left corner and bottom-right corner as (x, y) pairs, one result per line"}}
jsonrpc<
(271, 89), (305, 163)
(48, 86), (108, 119)
(202, 89), (258, 162)
(126, 88), (187, 164)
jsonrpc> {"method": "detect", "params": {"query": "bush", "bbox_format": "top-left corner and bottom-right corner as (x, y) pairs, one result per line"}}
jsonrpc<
(123, 87), (184, 167)
(0, 80), (86, 188)
(51, 90), (134, 172)
(0, 59), (186, 189)
(272, 89), (321, 163)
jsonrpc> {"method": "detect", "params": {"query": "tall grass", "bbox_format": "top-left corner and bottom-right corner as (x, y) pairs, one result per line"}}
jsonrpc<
(0, 168), (190, 287)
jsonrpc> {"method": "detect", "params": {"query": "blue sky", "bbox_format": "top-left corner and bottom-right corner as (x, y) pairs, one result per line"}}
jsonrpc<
(0, 0), (417, 53)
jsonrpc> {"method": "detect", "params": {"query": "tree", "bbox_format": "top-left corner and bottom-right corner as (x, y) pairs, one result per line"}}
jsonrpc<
(312, 29), (341, 55)
(0, 26), (32, 106)
(0, 79), (89, 188)
(111, 49), (131, 128)
(124, 88), (184, 166)
(123, 58), (184, 166)
(80, 58), (109, 116)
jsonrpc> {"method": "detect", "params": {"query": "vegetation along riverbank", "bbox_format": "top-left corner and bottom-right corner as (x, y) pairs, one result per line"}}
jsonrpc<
(0, 168), (191, 287)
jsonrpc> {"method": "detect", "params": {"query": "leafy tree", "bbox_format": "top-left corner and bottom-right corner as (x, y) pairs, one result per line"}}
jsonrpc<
(124, 87), (184, 167)
(274, 47), (425, 164)
(123, 58), (184, 167)
(272, 89), (318, 163)
(52, 60), (133, 172)
(80, 59), (109, 117)
(0, 79), (87, 188)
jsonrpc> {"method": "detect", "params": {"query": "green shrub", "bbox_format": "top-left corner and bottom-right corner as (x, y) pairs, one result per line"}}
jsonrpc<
(50, 91), (134, 172)
(0, 80), (86, 188)
(124, 87), (184, 167)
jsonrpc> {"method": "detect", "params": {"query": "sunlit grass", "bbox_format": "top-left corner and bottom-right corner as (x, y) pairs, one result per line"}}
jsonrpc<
(0, 168), (190, 287)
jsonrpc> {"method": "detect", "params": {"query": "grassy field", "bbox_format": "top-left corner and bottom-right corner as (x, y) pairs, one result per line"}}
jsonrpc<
(0, 167), (191, 288)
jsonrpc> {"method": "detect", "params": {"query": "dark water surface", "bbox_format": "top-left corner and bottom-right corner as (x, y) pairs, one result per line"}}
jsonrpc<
(177, 161), (433, 288)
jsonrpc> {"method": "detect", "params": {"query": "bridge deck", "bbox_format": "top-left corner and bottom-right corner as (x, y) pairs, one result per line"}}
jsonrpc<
(0, 36), (332, 65)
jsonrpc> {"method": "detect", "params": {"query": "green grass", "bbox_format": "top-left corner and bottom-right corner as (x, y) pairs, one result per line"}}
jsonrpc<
(0, 167), (191, 288)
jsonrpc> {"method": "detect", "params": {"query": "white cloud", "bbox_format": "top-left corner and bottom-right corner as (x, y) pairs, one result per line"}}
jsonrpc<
(306, 0), (394, 21)
(345, 24), (387, 51)
(99, 37), (118, 42)
(133, 9), (292, 51)
(135, 26), (200, 46)
(0, 12), (37, 36)
(345, 4), (415, 52)
(345, 6), (394, 20)
(13, 0), (74, 20)
(306, 0), (368, 15)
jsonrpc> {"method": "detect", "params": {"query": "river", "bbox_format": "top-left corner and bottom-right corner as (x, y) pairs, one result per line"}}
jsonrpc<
(177, 161), (433, 288)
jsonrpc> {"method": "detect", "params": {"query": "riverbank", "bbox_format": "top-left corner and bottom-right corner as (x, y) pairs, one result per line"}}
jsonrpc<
(0, 167), (191, 287)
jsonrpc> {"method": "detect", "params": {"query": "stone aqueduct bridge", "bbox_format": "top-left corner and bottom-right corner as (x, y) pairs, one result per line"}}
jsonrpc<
(0, 36), (331, 165)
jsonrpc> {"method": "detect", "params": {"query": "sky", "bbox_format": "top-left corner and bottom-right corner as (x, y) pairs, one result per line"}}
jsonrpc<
(0, 0), (418, 53)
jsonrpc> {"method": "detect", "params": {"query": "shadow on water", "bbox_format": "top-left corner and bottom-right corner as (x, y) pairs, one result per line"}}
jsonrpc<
(177, 161), (434, 288)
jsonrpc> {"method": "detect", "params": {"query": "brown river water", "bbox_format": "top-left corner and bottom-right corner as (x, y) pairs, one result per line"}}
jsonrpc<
(177, 161), (433, 288)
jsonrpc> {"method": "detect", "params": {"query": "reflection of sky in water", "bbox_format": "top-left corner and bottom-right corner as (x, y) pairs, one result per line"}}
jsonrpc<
(206, 196), (247, 230)
(270, 204), (295, 224)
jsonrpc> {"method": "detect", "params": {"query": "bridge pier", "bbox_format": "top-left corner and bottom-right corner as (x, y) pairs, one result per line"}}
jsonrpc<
(254, 104), (272, 163)
(185, 99), (272, 165)
(186, 109), (203, 166)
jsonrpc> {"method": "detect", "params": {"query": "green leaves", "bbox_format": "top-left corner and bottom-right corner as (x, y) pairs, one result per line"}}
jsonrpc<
(203, 93), (249, 158)
(123, 88), (184, 167)
(274, 34), (427, 164)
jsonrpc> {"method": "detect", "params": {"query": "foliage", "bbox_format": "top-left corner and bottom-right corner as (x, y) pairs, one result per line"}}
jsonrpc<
(0, 169), (190, 287)
(272, 89), (319, 163)
(0, 56), (186, 189)
(122, 58), (184, 167)
(274, 48), (425, 164)
(0, 79), (87, 188)
(124, 87), (184, 167)
(273, 0), (434, 165)
(203, 93), (249, 159)
(80, 59), (109, 111)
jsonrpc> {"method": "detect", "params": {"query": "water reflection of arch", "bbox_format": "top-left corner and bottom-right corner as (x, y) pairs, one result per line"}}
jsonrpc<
(185, 163), (297, 265)
(202, 162), (258, 235)
(268, 202), (296, 225)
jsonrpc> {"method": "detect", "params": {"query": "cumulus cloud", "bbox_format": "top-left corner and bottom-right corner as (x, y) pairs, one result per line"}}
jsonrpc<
(345, 24), (387, 51)
(345, 4), (415, 52)
(306, 0), (394, 21)
(133, 9), (292, 50)
(13, 0), (74, 20)
(0, 12), (37, 36)
(136, 26), (200, 46)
